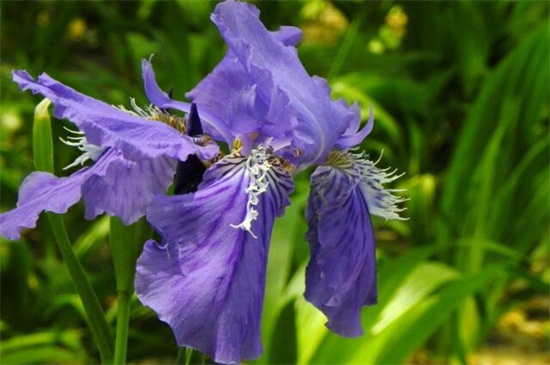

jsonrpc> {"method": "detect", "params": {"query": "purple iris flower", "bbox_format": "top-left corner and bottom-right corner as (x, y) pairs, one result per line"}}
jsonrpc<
(0, 65), (218, 240)
(135, 1), (405, 364)
(0, 1), (405, 363)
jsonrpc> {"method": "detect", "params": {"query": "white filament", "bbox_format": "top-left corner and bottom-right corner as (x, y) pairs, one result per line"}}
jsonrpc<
(59, 127), (106, 170)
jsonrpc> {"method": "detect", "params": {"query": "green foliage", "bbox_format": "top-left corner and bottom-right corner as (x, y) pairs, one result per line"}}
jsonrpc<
(1, 1), (548, 364)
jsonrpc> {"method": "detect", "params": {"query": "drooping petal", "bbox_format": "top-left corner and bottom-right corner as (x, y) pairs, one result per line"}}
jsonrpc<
(209, 1), (359, 166)
(81, 150), (176, 225)
(0, 169), (89, 240)
(136, 150), (294, 364)
(0, 148), (113, 240)
(0, 148), (175, 240)
(12, 70), (217, 162)
(305, 149), (406, 336)
(304, 151), (377, 337)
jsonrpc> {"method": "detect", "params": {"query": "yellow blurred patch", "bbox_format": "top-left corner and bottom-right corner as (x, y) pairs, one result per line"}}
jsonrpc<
(67, 18), (87, 42)
(301, 1), (348, 45)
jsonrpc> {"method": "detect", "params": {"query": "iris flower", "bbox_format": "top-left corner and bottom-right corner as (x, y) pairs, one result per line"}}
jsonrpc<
(0, 1), (405, 364)
(136, 1), (405, 364)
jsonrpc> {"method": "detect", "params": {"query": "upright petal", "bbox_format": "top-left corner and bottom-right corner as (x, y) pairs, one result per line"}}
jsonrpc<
(335, 104), (373, 150)
(136, 150), (294, 364)
(210, 1), (358, 165)
(185, 24), (302, 149)
(141, 59), (234, 144)
(12, 70), (217, 162)
(305, 151), (377, 337)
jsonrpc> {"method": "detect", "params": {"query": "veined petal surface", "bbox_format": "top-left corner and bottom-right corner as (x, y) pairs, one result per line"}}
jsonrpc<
(12, 70), (217, 162)
(81, 149), (176, 225)
(305, 152), (377, 337)
(136, 151), (294, 364)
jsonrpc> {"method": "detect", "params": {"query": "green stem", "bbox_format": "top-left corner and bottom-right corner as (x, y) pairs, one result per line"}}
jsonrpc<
(109, 217), (151, 365)
(46, 213), (114, 363)
(113, 290), (132, 365)
(175, 348), (187, 365)
(176, 347), (206, 365)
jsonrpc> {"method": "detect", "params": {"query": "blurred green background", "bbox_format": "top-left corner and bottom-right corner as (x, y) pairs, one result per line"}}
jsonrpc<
(1, 1), (548, 364)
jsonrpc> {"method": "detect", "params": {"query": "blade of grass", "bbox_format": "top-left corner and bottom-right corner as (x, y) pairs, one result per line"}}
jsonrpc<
(368, 265), (505, 365)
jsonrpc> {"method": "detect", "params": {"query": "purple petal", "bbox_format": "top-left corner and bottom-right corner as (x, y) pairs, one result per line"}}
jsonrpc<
(188, 57), (265, 142)
(209, 1), (359, 165)
(0, 148), (175, 240)
(141, 59), (234, 144)
(12, 70), (217, 161)
(185, 24), (302, 149)
(81, 149), (176, 225)
(0, 170), (87, 240)
(273, 26), (303, 46)
(136, 152), (294, 364)
(336, 104), (373, 149)
(0, 149), (117, 240)
(305, 161), (377, 337)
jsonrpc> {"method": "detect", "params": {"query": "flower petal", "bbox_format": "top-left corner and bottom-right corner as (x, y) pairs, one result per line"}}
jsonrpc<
(0, 148), (117, 240)
(210, 1), (359, 166)
(185, 23), (302, 150)
(12, 70), (217, 161)
(336, 104), (373, 150)
(273, 26), (303, 46)
(0, 148), (175, 239)
(141, 59), (234, 144)
(81, 150), (176, 225)
(0, 170), (86, 240)
(305, 154), (377, 337)
(136, 151), (293, 364)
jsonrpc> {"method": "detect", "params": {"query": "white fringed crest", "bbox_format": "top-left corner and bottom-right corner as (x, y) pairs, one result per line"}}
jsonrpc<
(326, 149), (407, 220)
(230, 145), (272, 238)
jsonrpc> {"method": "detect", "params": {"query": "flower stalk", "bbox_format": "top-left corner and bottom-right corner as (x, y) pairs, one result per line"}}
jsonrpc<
(176, 347), (207, 365)
(110, 216), (152, 365)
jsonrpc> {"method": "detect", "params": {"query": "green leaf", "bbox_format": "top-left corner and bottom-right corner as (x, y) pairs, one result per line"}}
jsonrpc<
(32, 98), (54, 172)
(367, 265), (505, 364)
(0, 330), (89, 364)
(303, 247), (440, 364)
